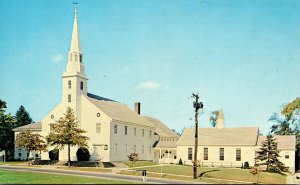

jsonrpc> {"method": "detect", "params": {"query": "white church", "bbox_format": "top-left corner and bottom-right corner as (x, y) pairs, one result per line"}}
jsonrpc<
(13, 6), (296, 173)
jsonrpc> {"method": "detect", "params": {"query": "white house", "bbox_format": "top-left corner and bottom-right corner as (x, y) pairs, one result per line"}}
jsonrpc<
(176, 110), (296, 173)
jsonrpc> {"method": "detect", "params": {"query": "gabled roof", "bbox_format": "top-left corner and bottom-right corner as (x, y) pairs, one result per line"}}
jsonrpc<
(143, 116), (179, 138)
(12, 122), (42, 132)
(257, 135), (296, 150)
(177, 127), (259, 146)
(87, 93), (154, 127)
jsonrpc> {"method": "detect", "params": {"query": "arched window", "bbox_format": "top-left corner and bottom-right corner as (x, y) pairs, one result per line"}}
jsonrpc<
(80, 81), (83, 90)
(80, 55), (82, 63)
(68, 80), (71, 89)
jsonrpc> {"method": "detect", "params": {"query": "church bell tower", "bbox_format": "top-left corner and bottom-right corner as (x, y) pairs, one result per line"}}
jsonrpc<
(62, 5), (88, 111)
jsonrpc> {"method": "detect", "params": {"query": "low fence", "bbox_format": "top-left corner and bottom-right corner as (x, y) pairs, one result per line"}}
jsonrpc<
(201, 161), (243, 168)
(184, 161), (244, 168)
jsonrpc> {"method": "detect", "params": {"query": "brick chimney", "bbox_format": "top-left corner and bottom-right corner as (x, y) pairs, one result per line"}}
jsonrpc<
(134, 102), (141, 115)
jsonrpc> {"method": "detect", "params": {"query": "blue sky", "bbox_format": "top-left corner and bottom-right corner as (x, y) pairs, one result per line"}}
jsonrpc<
(0, 0), (299, 135)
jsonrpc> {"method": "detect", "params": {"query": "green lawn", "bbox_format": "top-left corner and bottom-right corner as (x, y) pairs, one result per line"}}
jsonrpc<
(120, 165), (286, 184)
(0, 169), (137, 184)
(0, 161), (27, 165)
(122, 161), (157, 168)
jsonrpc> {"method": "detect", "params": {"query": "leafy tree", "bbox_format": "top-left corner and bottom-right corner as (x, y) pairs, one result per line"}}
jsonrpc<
(0, 99), (16, 161)
(269, 113), (293, 135)
(15, 105), (33, 128)
(209, 110), (219, 127)
(127, 153), (138, 172)
(15, 129), (47, 165)
(282, 97), (300, 119)
(46, 107), (89, 167)
(255, 134), (284, 173)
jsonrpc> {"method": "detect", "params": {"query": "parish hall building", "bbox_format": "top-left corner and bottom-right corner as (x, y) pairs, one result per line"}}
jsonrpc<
(13, 6), (296, 173)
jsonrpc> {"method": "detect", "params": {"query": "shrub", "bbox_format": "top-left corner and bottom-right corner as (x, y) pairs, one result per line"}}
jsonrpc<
(49, 149), (59, 160)
(178, 158), (183, 165)
(76, 147), (90, 161)
(243, 162), (250, 169)
(268, 166), (281, 173)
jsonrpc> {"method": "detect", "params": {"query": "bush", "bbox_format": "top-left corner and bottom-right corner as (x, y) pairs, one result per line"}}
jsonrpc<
(76, 147), (90, 161)
(268, 166), (281, 173)
(243, 162), (250, 169)
(178, 158), (183, 165)
(49, 149), (59, 160)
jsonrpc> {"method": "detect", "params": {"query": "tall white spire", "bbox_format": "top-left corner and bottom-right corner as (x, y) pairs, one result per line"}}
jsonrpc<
(70, 4), (81, 53)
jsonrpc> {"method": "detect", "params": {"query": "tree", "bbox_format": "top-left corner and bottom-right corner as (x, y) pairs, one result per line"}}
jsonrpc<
(15, 105), (33, 128)
(255, 134), (284, 173)
(209, 110), (219, 127)
(46, 107), (89, 167)
(282, 97), (300, 119)
(15, 129), (47, 165)
(269, 113), (293, 135)
(0, 99), (16, 161)
(127, 153), (138, 172)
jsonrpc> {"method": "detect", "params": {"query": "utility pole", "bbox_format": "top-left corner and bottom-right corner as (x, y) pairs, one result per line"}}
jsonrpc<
(192, 93), (203, 179)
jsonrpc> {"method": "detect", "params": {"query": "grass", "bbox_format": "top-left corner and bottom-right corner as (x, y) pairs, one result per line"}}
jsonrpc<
(122, 160), (157, 168)
(57, 166), (112, 173)
(0, 161), (28, 165)
(0, 169), (137, 184)
(119, 165), (287, 184)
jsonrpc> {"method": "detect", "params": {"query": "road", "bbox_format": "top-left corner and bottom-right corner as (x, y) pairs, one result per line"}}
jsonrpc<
(0, 165), (205, 184)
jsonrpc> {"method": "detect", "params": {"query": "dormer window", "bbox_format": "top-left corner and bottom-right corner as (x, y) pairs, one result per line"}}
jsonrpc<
(80, 81), (83, 90)
(68, 80), (71, 89)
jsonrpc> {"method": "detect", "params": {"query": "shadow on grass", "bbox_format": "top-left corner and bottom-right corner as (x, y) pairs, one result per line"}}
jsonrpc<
(198, 169), (220, 177)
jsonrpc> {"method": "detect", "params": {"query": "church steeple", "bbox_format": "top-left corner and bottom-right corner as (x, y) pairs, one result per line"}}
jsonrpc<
(64, 4), (87, 76)
(70, 5), (81, 53)
(62, 4), (88, 107)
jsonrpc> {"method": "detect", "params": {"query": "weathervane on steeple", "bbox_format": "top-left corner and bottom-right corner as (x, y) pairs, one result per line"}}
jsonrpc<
(73, 2), (78, 18)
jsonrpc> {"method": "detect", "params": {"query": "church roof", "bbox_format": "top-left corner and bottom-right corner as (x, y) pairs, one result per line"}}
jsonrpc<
(12, 122), (42, 132)
(87, 93), (154, 128)
(177, 127), (259, 146)
(143, 116), (179, 138)
(257, 135), (296, 150)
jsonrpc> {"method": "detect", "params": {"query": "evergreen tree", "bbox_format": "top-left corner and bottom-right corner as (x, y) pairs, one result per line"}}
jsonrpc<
(15, 129), (47, 165)
(256, 134), (284, 173)
(0, 99), (16, 161)
(15, 105), (33, 128)
(46, 107), (89, 167)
